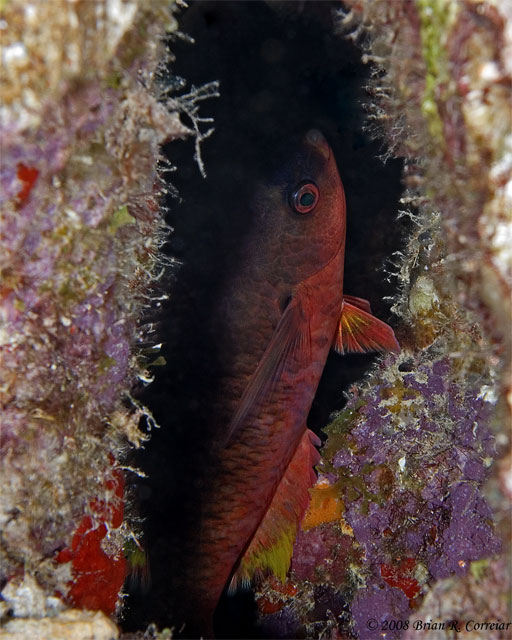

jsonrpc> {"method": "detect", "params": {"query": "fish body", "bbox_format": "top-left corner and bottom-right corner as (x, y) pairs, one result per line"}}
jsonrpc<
(175, 130), (398, 636)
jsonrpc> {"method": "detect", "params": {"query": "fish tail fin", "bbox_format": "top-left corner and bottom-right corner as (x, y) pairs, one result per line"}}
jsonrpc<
(333, 297), (400, 355)
(229, 428), (321, 591)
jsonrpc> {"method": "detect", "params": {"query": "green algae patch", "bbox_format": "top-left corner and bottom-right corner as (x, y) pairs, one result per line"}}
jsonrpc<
(417, 0), (458, 143)
(108, 205), (136, 234)
(470, 558), (491, 582)
(336, 468), (384, 515)
(99, 355), (117, 374)
(323, 399), (366, 459)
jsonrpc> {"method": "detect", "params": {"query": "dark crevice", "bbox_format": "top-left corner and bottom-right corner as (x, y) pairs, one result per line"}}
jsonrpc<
(122, 2), (406, 636)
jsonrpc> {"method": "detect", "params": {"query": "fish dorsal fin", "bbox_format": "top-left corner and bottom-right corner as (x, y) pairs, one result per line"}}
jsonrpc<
(333, 298), (400, 355)
(229, 429), (321, 591)
(223, 295), (311, 446)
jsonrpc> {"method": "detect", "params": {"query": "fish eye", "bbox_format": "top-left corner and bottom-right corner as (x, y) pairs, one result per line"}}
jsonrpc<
(290, 182), (319, 214)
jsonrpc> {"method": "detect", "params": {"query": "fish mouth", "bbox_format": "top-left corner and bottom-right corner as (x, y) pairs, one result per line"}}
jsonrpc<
(304, 129), (331, 160)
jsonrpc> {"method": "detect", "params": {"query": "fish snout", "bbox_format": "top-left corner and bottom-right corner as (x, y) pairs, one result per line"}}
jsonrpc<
(305, 129), (331, 160)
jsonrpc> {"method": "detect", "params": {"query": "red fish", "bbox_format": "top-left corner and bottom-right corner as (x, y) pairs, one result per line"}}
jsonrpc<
(176, 130), (398, 636)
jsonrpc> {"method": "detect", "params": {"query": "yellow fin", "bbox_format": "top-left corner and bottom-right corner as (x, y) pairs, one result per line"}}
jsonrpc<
(333, 298), (400, 355)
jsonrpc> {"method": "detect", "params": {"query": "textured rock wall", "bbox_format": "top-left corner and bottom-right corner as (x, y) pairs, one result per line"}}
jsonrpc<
(0, 0), (203, 633)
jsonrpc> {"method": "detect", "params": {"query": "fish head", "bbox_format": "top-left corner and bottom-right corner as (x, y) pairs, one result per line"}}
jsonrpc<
(250, 129), (346, 289)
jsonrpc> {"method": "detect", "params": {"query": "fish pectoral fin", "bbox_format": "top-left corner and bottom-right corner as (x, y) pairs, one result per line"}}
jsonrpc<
(229, 429), (321, 592)
(333, 298), (400, 355)
(223, 295), (311, 446)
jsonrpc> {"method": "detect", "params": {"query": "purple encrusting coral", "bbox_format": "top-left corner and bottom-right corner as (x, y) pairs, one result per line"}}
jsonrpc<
(351, 585), (410, 640)
(331, 355), (500, 628)
(313, 352), (498, 633)
(428, 483), (499, 579)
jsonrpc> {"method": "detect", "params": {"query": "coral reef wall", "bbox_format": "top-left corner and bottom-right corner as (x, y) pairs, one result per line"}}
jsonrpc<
(0, 0), (205, 635)
(356, 0), (512, 418)
(256, 1), (512, 638)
